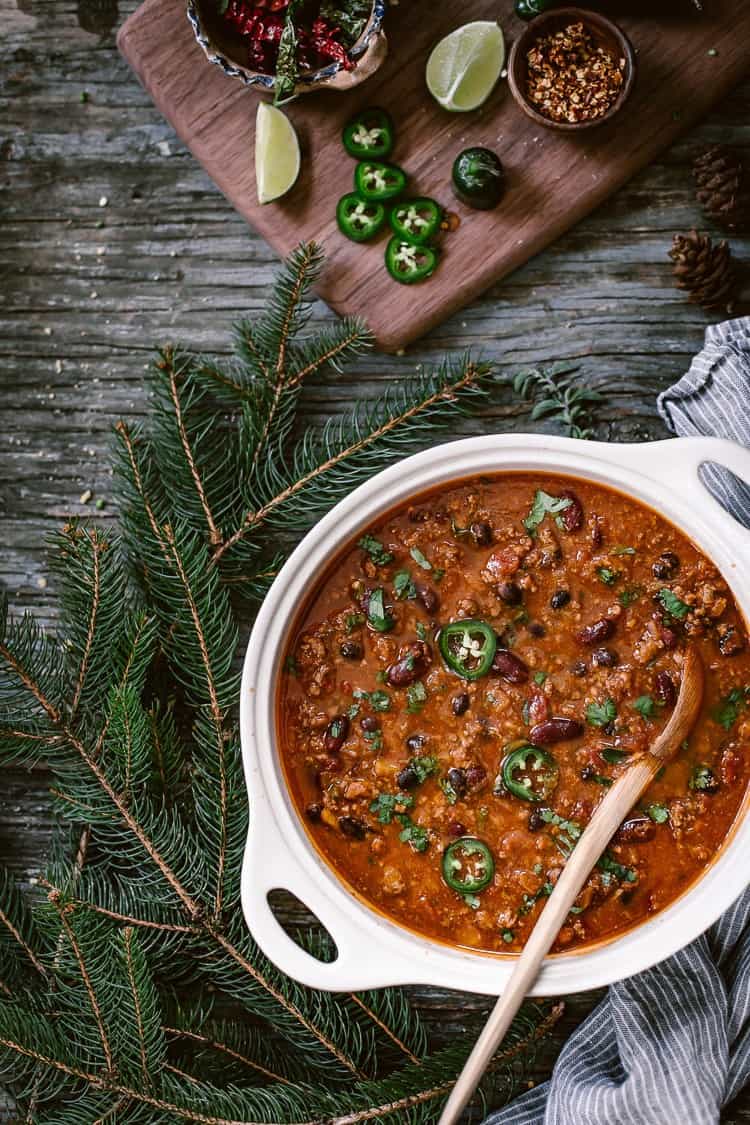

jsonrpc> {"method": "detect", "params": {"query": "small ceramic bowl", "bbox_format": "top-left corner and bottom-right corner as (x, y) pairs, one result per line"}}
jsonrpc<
(187, 0), (387, 96)
(508, 6), (636, 132)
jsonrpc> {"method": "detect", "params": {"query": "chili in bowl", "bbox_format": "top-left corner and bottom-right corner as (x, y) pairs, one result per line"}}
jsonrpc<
(239, 435), (750, 995)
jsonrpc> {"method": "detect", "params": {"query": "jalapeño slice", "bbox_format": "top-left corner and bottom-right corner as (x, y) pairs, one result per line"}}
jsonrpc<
(336, 193), (387, 243)
(385, 238), (438, 284)
(342, 107), (395, 160)
(501, 743), (559, 802)
(442, 837), (495, 893)
(390, 198), (442, 245)
(354, 161), (407, 202)
(438, 620), (497, 680)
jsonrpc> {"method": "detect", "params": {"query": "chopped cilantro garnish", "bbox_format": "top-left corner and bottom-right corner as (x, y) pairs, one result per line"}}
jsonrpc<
(618, 586), (643, 608)
(657, 588), (690, 620)
(523, 490), (573, 534)
(415, 621), (428, 641)
(439, 777), (458, 805)
(407, 755), (438, 783)
(612, 545), (636, 556)
(519, 881), (553, 916)
(358, 534), (394, 567)
(601, 747), (629, 764)
(597, 566), (620, 586)
(689, 764), (718, 793)
(396, 814), (429, 852)
(406, 681), (428, 714)
(345, 612), (366, 632)
(410, 546), (432, 571)
(284, 654), (298, 675)
(712, 686), (750, 731)
(353, 688), (392, 712)
(632, 695), (659, 720)
(598, 854), (637, 883)
(393, 570), (416, 599)
(369, 792), (413, 824)
(646, 803), (669, 824)
(586, 697), (617, 727)
(463, 893), (480, 910)
(367, 588), (395, 633)
(533, 671), (547, 685)
(501, 928), (515, 943)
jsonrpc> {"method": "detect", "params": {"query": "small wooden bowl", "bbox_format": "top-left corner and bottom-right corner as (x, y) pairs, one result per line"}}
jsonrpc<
(507, 7), (636, 132)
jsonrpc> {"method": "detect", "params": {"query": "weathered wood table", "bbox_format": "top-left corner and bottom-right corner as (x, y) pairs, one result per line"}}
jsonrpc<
(1, 2), (749, 1119)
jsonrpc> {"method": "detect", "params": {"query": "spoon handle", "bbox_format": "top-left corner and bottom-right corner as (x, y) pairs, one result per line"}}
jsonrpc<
(437, 756), (657, 1125)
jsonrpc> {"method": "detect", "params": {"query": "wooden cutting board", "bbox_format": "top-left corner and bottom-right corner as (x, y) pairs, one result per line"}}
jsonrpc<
(118, 0), (750, 352)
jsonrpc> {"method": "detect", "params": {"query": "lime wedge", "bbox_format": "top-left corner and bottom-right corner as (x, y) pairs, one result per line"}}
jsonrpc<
(255, 102), (300, 205)
(426, 21), (505, 112)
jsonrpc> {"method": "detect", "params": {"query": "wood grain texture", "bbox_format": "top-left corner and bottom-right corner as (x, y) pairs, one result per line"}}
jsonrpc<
(117, 0), (750, 350)
(2, 0), (750, 1119)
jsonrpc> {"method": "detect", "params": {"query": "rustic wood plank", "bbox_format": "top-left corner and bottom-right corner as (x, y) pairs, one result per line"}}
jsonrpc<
(1, 1), (750, 1118)
(117, 0), (750, 350)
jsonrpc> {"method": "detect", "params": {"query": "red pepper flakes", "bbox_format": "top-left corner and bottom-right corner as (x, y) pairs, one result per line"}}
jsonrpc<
(222, 1), (354, 75)
(525, 22), (625, 124)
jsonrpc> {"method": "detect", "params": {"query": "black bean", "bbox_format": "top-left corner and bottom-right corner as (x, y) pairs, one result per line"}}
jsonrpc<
(406, 734), (427, 751)
(580, 765), (596, 781)
(655, 671), (677, 707)
(529, 717), (584, 744)
(576, 618), (615, 646)
(592, 647), (618, 668)
(572, 660), (588, 677)
(447, 767), (468, 797)
(324, 715), (350, 754)
(396, 765), (419, 790)
(360, 716), (380, 733)
(550, 589), (570, 609)
(415, 582), (439, 615)
(452, 692), (470, 716)
(559, 490), (583, 532)
(338, 816), (366, 840)
(448, 820), (467, 838)
(527, 808), (546, 831)
(340, 640), (363, 660)
(527, 622), (546, 638)
(306, 803), (323, 822)
(652, 551), (680, 580)
(470, 521), (493, 546)
(491, 649), (529, 683)
(497, 581), (523, 605)
(718, 625), (745, 657)
(601, 721), (616, 737)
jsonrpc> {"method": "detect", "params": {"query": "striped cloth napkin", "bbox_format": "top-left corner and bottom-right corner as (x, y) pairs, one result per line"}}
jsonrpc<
(485, 317), (750, 1125)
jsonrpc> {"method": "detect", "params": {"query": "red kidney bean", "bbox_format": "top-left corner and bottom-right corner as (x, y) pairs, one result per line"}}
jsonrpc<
(447, 767), (468, 797)
(452, 692), (470, 716)
(576, 618), (616, 646)
(655, 671), (677, 708)
(528, 688), (550, 726)
(615, 816), (655, 844)
(466, 764), (487, 789)
(592, 647), (618, 668)
(660, 625), (679, 650)
(415, 583), (439, 615)
(386, 641), (431, 687)
(559, 490), (583, 533)
(324, 715), (350, 753)
(448, 820), (467, 838)
(652, 551), (680, 580)
(491, 649), (529, 683)
(529, 717), (584, 744)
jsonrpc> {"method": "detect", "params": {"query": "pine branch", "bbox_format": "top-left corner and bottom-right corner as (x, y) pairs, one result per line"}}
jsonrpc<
(511, 362), (603, 440)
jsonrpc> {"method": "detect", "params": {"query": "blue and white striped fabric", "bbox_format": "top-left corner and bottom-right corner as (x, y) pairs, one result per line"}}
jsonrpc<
(486, 317), (750, 1125)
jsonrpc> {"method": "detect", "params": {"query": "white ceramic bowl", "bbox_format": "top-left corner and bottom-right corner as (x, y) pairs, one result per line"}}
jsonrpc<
(240, 434), (750, 996)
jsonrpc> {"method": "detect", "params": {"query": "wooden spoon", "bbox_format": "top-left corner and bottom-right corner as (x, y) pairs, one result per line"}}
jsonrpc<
(438, 648), (704, 1125)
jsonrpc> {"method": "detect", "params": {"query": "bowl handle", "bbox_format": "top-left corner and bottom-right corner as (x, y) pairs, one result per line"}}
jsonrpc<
(609, 436), (750, 543)
(241, 786), (426, 991)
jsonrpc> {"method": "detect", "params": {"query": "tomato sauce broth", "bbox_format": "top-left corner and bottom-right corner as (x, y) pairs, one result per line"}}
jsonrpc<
(277, 474), (750, 954)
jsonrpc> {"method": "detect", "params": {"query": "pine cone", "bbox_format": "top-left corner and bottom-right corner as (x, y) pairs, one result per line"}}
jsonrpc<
(668, 230), (736, 312)
(693, 146), (750, 233)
